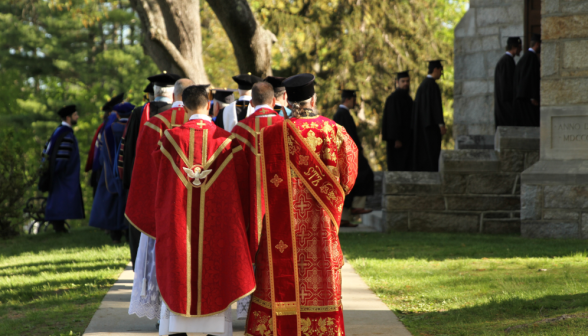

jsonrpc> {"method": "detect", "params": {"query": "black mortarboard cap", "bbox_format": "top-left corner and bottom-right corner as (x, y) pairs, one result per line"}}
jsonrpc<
(264, 76), (286, 90)
(57, 105), (77, 118)
(427, 60), (444, 72)
(283, 73), (316, 102)
(506, 36), (522, 45)
(341, 89), (358, 99)
(143, 82), (154, 94)
(148, 72), (181, 87)
(531, 33), (542, 43)
(213, 89), (236, 104)
(232, 74), (263, 90)
(396, 70), (410, 79)
(101, 93), (125, 112)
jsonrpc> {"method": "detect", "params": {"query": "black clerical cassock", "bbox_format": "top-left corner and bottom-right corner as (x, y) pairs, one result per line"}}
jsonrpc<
(494, 50), (518, 127)
(513, 36), (541, 127)
(382, 72), (414, 171)
(412, 61), (445, 172)
(333, 90), (374, 206)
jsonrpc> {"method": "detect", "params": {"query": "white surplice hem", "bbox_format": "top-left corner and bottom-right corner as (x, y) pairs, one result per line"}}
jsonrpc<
(128, 233), (161, 319)
(158, 301), (232, 336)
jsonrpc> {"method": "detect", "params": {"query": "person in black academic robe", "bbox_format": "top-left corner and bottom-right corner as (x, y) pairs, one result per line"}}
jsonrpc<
(382, 71), (414, 171)
(412, 60), (446, 172)
(333, 89), (374, 227)
(513, 34), (541, 127)
(215, 74), (261, 131)
(494, 37), (522, 128)
(121, 74), (176, 268)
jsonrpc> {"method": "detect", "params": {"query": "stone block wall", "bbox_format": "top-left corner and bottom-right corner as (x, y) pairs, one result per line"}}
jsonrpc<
(384, 127), (539, 234)
(520, 2), (588, 239)
(453, 0), (524, 139)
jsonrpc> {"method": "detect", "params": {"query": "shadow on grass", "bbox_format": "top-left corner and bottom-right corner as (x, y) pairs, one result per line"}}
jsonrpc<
(339, 232), (588, 261)
(399, 292), (588, 334)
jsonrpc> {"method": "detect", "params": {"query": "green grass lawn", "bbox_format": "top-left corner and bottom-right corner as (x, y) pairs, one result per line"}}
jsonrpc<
(340, 232), (588, 336)
(0, 227), (129, 336)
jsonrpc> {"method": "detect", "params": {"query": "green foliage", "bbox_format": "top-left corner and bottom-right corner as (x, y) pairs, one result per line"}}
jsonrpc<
(0, 129), (37, 238)
(252, 0), (467, 169)
(340, 232), (588, 335)
(0, 227), (128, 335)
(0, 0), (159, 231)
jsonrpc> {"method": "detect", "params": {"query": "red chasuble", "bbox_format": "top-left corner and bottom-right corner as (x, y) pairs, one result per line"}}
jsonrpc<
(125, 106), (187, 237)
(151, 119), (255, 316)
(231, 107), (284, 261)
(246, 116), (359, 336)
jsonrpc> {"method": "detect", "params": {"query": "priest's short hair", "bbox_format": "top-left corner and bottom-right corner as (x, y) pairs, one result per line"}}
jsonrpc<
(251, 82), (275, 106)
(182, 85), (209, 111)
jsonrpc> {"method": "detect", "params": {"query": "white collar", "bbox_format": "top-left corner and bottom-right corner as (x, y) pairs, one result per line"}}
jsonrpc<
(426, 74), (433, 78)
(61, 121), (72, 128)
(338, 104), (349, 110)
(172, 101), (184, 108)
(189, 114), (212, 121)
(254, 104), (273, 112)
(155, 96), (173, 103)
(528, 48), (535, 53)
(506, 51), (513, 57)
(238, 95), (252, 101)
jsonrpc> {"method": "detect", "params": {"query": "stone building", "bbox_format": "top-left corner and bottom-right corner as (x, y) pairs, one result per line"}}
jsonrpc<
(370, 0), (588, 239)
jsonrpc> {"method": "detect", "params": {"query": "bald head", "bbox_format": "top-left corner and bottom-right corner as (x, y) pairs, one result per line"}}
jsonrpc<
(251, 82), (275, 106)
(174, 79), (195, 101)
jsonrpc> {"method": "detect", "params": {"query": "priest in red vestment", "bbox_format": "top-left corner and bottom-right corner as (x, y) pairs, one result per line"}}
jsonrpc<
(125, 78), (194, 234)
(147, 85), (255, 335)
(245, 74), (359, 336)
(232, 81), (284, 262)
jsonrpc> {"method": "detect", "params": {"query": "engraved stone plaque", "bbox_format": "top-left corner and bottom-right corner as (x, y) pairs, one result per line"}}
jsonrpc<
(551, 116), (588, 150)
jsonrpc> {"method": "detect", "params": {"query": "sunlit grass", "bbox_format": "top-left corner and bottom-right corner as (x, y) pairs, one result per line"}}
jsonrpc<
(0, 227), (128, 336)
(340, 232), (588, 335)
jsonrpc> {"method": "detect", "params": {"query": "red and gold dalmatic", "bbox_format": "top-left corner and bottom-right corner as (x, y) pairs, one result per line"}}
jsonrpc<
(231, 107), (284, 260)
(125, 105), (187, 235)
(149, 119), (255, 316)
(246, 115), (359, 336)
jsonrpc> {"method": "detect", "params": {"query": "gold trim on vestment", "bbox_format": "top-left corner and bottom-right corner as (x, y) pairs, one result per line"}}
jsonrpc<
(282, 122), (302, 333)
(154, 113), (171, 129)
(171, 109), (177, 127)
(124, 213), (156, 240)
(164, 130), (189, 167)
(160, 145), (189, 188)
(254, 119), (263, 247)
(197, 128), (206, 315)
(251, 296), (342, 313)
(144, 121), (162, 136)
(187, 128), (195, 315)
(236, 122), (256, 137)
(205, 136), (234, 170)
(184, 110), (189, 124)
(275, 301), (297, 316)
(234, 133), (256, 153)
(203, 148), (240, 192)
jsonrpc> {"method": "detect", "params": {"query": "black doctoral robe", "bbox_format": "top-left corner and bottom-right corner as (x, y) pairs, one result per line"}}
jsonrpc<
(121, 100), (171, 270)
(494, 53), (517, 127)
(333, 106), (374, 207)
(412, 77), (444, 172)
(513, 50), (541, 127)
(382, 89), (414, 171)
(214, 99), (251, 129)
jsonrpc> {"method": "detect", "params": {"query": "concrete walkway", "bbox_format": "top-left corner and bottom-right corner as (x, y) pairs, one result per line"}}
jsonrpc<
(83, 263), (411, 336)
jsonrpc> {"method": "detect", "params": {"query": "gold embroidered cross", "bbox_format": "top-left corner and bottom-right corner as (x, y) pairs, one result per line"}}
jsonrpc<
(270, 174), (283, 187)
(196, 120), (206, 128)
(275, 240), (288, 253)
(298, 155), (309, 165)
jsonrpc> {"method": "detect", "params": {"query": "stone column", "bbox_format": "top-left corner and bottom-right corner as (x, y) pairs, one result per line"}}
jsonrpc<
(521, 1), (588, 238)
(453, 0), (524, 140)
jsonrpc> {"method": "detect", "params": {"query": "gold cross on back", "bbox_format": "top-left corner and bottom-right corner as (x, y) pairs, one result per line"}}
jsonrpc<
(196, 120), (206, 128)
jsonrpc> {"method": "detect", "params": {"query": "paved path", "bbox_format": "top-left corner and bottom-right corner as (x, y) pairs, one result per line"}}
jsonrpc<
(83, 262), (411, 336)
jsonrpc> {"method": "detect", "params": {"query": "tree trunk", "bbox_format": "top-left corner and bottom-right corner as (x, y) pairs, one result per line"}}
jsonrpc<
(129, 0), (209, 83)
(205, 0), (276, 78)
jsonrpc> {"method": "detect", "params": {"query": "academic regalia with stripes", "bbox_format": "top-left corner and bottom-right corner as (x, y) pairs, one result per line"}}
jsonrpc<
(43, 123), (85, 221)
